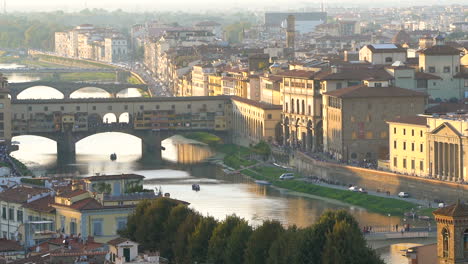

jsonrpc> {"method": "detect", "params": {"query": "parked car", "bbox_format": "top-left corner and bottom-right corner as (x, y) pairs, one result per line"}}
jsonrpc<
(348, 186), (359, 192)
(398, 192), (410, 198)
(279, 173), (295, 180)
(438, 203), (445, 208)
(358, 188), (368, 194)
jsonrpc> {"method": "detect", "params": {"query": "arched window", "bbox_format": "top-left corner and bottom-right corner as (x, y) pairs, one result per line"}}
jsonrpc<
(291, 99), (294, 113)
(302, 100), (305, 115)
(296, 99), (300, 115)
(443, 228), (449, 257)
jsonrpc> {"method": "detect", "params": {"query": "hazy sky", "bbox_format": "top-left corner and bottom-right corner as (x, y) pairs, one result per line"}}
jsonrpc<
(3, 0), (466, 12)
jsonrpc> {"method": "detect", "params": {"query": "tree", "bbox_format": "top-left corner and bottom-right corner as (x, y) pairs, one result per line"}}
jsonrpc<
(207, 215), (244, 264)
(244, 220), (284, 264)
(322, 221), (384, 264)
(161, 204), (194, 260)
(267, 226), (302, 264)
(224, 220), (252, 264)
(173, 211), (201, 264)
(187, 216), (218, 263)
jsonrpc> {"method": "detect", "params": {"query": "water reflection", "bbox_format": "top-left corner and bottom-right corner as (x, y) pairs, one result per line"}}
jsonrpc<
(4, 73), (41, 83)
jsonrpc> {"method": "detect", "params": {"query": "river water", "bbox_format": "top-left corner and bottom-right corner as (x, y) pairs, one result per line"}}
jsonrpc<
(1, 64), (435, 263)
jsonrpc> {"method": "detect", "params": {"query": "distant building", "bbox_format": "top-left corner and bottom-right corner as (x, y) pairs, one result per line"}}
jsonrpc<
(0, 75), (11, 144)
(359, 44), (407, 65)
(264, 12), (327, 33)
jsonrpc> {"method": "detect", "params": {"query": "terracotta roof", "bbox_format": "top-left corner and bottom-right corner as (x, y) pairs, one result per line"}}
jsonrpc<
(454, 72), (468, 79)
(58, 189), (88, 198)
(433, 201), (468, 217)
(415, 72), (442, 80)
(418, 45), (461, 55)
(386, 116), (428, 126)
(231, 96), (282, 110)
(323, 85), (427, 99)
(277, 70), (316, 79)
(392, 30), (412, 44)
(315, 68), (393, 81)
(0, 239), (23, 252)
(0, 186), (50, 204)
(84, 174), (145, 182)
(365, 44), (406, 53)
(52, 197), (136, 212)
(195, 21), (221, 27)
(22, 195), (55, 213)
(107, 237), (133, 246)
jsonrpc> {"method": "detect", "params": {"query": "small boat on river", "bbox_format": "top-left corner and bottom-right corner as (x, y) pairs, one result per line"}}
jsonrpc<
(255, 180), (272, 186)
(110, 153), (117, 161)
(192, 184), (200, 191)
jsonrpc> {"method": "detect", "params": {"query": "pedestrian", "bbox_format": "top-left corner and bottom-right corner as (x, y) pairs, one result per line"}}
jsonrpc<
(396, 224), (399, 232)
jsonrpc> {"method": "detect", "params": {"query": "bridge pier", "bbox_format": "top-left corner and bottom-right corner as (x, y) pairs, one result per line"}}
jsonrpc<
(141, 131), (162, 160)
(56, 132), (76, 162)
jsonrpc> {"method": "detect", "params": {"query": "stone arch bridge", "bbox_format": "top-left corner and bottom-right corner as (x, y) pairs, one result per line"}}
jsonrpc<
(8, 81), (149, 99)
(10, 96), (231, 160)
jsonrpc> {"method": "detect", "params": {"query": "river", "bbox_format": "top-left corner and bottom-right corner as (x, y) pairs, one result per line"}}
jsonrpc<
(1, 64), (436, 263)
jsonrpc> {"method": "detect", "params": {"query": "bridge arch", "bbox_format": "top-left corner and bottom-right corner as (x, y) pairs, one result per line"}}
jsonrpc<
(103, 113), (117, 124)
(16, 86), (65, 100)
(75, 132), (142, 156)
(70, 87), (112, 99)
(118, 113), (130, 123)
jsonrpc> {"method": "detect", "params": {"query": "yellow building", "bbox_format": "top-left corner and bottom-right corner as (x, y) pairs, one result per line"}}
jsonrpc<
(387, 116), (428, 176)
(208, 74), (223, 96)
(260, 74), (282, 105)
(51, 189), (134, 243)
(231, 96), (282, 146)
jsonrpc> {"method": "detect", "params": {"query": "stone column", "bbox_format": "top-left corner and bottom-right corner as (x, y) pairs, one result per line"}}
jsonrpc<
(56, 132), (76, 163)
(141, 130), (162, 161)
(433, 141), (438, 178)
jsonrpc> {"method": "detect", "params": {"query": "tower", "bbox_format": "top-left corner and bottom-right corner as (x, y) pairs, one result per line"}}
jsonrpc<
(286, 15), (295, 50)
(433, 201), (468, 264)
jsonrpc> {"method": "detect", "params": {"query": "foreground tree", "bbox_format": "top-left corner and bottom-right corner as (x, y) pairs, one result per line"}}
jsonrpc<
(207, 215), (244, 264)
(187, 216), (218, 263)
(267, 226), (302, 264)
(244, 220), (284, 264)
(224, 220), (252, 264)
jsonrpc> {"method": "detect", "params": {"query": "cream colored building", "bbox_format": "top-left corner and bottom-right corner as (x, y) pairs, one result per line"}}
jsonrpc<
(359, 44), (407, 65)
(191, 64), (214, 96)
(0, 74), (11, 143)
(387, 116), (428, 176)
(231, 96), (282, 146)
(260, 74), (282, 105)
(281, 70), (322, 152)
(322, 82), (426, 162)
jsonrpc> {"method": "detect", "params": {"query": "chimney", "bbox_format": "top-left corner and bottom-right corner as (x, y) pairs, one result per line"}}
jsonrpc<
(434, 34), (445, 46)
(331, 65), (338, 74)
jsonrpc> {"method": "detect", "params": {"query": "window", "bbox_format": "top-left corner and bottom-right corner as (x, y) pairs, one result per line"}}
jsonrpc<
(416, 79), (428, 88)
(2, 207), (6, 220)
(351, 153), (357, 159)
(76, 106), (80, 111)
(374, 82), (382, 87)
(411, 129), (414, 136)
(443, 228), (449, 257)
(16, 210), (23, 223)
(218, 104), (222, 108)
(411, 160), (415, 170)
(308, 105), (311, 115)
(336, 83), (342, 89)
(285, 103), (288, 112)
(393, 157), (397, 167)
(420, 130), (423, 137)
(366, 132), (373, 139)
(394, 127), (397, 134)
(429, 67), (436, 73)
(117, 218), (127, 232)
(28, 106), (32, 111)
(187, 104), (191, 109)
(443, 66), (450, 73)
(156, 105), (160, 110)
(93, 220), (103, 236)
(8, 208), (14, 221)
(403, 129), (406, 135)
(70, 219), (77, 235)
(420, 144), (423, 152)
(394, 140), (397, 149)
(411, 143), (415, 151)
(44, 106), (48, 111)
(352, 132), (357, 139)
(267, 114), (272, 119)
(403, 142), (406, 150)
(464, 229), (468, 254)
(385, 57), (393, 63)
(107, 106), (112, 110)
(464, 79), (468, 87)
(403, 159), (407, 169)
(380, 131), (387, 138)
(420, 161), (424, 171)
(171, 105), (175, 109)
(60, 106), (64, 111)
(140, 105), (144, 110)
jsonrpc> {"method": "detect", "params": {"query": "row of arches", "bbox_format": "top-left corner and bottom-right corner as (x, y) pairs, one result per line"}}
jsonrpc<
(283, 117), (321, 152)
(287, 98), (310, 115)
(232, 111), (266, 144)
(16, 86), (143, 100)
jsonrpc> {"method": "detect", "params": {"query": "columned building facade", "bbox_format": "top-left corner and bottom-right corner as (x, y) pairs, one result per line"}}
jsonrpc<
(427, 117), (468, 182)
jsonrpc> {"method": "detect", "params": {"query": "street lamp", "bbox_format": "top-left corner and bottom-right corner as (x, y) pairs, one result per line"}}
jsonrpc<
(388, 213), (391, 232)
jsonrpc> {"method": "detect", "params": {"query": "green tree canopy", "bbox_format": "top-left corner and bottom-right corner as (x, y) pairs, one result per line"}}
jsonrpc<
(244, 220), (284, 264)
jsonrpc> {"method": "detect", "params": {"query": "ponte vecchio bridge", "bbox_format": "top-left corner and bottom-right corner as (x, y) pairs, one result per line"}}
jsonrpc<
(8, 81), (149, 99)
(10, 96), (231, 159)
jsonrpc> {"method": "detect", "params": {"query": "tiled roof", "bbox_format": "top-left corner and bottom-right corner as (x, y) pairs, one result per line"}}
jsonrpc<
(454, 72), (468, 79)
(231, 96), (282, 110)
(52, 197), (136, 212)
(107, 237), (132, 246)
(365, 44), (406, 53)
(276, 70), (316, 79)
(386, 116), (428, 126)
(433, 201), (468, 217)
(22, 195), (55, 213)
(323, 85), (427, 99)
(0, 239), (23, 252)
(84, 174), (145, 182)
(415, 72), (442, 80)
(418, 45), (461, 55)
(425, 103), (468, 114)
(0, 186), (50, 204)
(58, 189), (88, 198)
(314, 68), (393, 81)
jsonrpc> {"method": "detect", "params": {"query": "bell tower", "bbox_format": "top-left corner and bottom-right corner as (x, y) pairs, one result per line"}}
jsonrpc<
(433, 201), (468, 264)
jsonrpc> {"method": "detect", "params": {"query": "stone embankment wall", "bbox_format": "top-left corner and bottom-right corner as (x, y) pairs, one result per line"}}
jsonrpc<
(292, 152), (468, 203)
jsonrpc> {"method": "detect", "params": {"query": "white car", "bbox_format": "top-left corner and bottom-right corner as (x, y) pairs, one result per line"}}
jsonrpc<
(398, 192), (410, 198)
(279, 173), (294, 180)
(348, 186), (359, 192)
